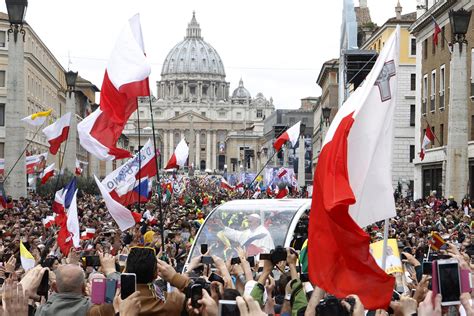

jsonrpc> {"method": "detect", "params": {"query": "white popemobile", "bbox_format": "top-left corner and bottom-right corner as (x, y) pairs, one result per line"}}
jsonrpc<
(183, 199), (311, 272)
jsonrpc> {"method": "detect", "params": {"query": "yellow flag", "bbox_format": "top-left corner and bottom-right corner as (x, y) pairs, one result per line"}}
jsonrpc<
(21, 109), (53, 126)
(20, 241), (35, 270)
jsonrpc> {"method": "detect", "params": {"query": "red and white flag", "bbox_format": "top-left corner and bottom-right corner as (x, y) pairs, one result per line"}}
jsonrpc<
(165, 139), (189, 170)
(42, 215), (55, 229)
(273, 121), (301, 151)
(432, 16), (441, 46)
(220, 179), (234, 191)
(419, 126), (434, 161)
(40, 163), (55, 184)
(81, 228), (96, 240)
(78, 14), (151, 161)
(277, 167), (287, 178)
(75, 159), (83, 175)
(95, 176), (138, 231)
(275, 187), (288, 199)
(42, 113), (71, 155)
(308, 27), (400, 309)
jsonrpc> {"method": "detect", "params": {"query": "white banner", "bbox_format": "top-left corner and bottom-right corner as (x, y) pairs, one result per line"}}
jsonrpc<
(102, 139), (155, 193)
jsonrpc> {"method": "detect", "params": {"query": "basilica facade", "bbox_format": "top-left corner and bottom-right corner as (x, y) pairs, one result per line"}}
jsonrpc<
(124, 13), (275, 173)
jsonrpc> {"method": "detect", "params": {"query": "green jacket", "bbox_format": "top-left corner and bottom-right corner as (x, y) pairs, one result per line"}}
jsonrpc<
(250, 279), (308, 316)
(35, 293), (90, 316)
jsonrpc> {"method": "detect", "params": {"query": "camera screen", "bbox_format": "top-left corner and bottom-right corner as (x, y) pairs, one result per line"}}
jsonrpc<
(120, 274), (136, 300)
(219, 301), (240, 316)
(438, 263), (460, 302)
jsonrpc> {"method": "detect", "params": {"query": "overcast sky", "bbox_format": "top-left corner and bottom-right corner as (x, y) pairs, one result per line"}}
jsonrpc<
(1, 0), (415, 109)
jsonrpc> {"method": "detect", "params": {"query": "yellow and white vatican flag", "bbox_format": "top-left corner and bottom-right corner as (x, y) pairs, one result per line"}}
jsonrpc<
(20, 241), (35, 271)
(22, 109), (52, 126)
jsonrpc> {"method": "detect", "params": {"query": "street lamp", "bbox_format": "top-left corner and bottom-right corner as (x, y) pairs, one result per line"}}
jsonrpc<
(322, 107), (331, 126)
(65, 70), (78, 93)
(6, 0), (27, 42)
(449, 8), (472, 52)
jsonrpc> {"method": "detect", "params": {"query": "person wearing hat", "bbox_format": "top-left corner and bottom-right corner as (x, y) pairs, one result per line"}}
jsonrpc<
(217, 213), (274, 254)
(447, 195), (458, 209)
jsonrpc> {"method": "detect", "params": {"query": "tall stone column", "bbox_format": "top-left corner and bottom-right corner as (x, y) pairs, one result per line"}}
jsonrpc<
(206, 132), (211, 171)
(63, 93), (77, 173)
(283, 145), (289, 167)
(195, 131), (200, 169)
(212, 131), (217, 171)
(445, 42), (469, 201)
(5, 33), (26, 198)
(189, 115), (195, 168)
(297, 136), (305, 188)
(169, 130), (174, 156)
(163, 130), (168, 168)
(105, 160), (113, 175)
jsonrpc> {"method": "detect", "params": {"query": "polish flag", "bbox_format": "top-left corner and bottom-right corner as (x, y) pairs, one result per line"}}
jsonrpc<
(102, 139), (157, 206)
(42, 215), (56, 229)
(95, 176), (137, 231)
(165, 139), (189, 170)
(308, 28), (400, 310)
(40, 163), (55, 184)
(277, 167), (287, 178)
(78, 14), (151, 161)
(220, 179), (234, 191)
(81, 228), (96, 240)
(42, 112), (71, 155)
(419, 126), (434, 161)
(273, 121), (301, 151)
(75, 159), (83, 175)
(57, 189), (79, 255)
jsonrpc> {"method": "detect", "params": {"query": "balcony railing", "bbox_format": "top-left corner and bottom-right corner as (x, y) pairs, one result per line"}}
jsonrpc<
(430, 97), (435, 112)
(422, 99), (427, 114)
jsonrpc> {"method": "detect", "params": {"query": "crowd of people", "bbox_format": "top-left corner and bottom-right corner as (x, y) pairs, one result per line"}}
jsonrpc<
(0, 176), (470, 315)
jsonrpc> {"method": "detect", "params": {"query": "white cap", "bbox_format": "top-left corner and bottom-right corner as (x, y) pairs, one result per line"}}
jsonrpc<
(248, 214), (261, 220)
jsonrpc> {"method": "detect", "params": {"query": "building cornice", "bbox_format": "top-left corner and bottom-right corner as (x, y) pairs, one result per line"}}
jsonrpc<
(409, 0), (456, 34)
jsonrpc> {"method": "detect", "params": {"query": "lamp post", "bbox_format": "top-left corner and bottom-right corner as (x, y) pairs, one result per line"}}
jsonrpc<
(449, 8), (471, 53)
(445, 8), (472, 202)
(322, 107), (331, 126)
(4, 0), (27, 199)
(297, 123), (306, 188)
(63, 70), (78, 174)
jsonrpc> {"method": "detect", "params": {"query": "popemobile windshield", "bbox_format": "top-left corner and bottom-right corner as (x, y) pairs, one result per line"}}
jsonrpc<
(184, 199), (311, 271)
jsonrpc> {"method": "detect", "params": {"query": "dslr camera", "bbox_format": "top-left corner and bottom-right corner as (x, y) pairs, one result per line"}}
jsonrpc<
(316, 295), (355, 316)
(260, 245), (287, 265)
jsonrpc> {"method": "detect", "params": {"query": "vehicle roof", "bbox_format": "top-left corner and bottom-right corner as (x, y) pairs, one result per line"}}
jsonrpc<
(214, 198), (312, 212)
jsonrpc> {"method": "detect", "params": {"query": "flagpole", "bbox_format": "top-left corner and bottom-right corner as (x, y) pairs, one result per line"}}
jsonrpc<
(146, 94), (166, 252)
(381, 218), (390, 271)
(3, 123), (46, 182)
(422, 116), (443, 147)
(53, 133), (69, 194)
(248, 148), (281, 189)
(136, 98), (143, 213)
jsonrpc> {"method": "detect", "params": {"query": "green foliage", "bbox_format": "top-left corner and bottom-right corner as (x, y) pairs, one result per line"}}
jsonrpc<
(35, 169), (99, 197)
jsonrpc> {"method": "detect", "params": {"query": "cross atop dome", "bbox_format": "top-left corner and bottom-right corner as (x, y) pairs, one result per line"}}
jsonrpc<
(186, 11), (202, 39)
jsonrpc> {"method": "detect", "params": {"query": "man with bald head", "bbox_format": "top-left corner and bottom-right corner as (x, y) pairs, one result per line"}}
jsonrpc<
(35, 264), (90, 316)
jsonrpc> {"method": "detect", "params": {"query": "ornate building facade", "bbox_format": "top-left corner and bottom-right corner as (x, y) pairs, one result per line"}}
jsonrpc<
(124, 13), (275, 173)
